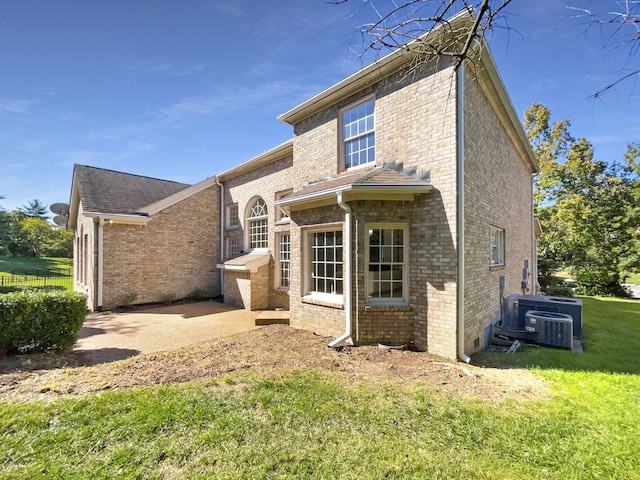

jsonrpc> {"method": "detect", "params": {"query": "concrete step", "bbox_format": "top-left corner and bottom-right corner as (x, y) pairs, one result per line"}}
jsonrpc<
(255, 310), (290, 326)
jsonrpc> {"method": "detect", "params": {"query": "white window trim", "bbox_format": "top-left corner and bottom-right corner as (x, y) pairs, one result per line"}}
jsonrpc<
(276, 232), (291, 290)
(365, 223), (409, 306)
(226, 204), (239, 229)
(490, 225), (505, 267)
(245, 197), (269, 252)
(225, 236), (241, 260)
(340, 96), (375, 171)
(302, 223), (344, 306)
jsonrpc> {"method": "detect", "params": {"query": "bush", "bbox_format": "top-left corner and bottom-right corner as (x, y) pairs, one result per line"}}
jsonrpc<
(0, 290), (87, 353)
(575, 267), (629, 297)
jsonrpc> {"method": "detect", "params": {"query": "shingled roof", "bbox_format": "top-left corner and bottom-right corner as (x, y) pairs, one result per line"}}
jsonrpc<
(276, 166), (432, 211)
(72, 164), (191, 216)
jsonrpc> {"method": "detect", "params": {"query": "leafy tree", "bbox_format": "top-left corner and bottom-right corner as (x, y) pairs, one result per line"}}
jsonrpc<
(526, 103), (638, 296)
(19, 199), (49, 220)
(20, 218), (51, 258)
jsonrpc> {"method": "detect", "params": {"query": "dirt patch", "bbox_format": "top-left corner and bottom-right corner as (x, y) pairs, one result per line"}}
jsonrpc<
(0, 325), (547, 403)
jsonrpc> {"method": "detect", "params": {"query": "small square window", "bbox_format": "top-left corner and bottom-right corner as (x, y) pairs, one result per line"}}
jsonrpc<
(490, 226), (505, 266)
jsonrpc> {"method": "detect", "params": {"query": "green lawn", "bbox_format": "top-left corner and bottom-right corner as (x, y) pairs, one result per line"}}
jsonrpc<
(1, 297), (639, 479)
(0, 257), (72, 290)
(625, 272), (640, 285)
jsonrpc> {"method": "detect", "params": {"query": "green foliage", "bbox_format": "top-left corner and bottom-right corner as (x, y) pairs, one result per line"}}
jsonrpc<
(0, 207), (72, 258)
(527, 103), (640, 296)
(119, 292), (138, 305)
(0, 290), (87, 352)
(186, 287), (206, 301)
(160, 292), (177, 304)
(18, 198), (49, 220)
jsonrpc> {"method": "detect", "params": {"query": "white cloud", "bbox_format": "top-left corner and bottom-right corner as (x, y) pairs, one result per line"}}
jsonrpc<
(0, 98), (38, 114)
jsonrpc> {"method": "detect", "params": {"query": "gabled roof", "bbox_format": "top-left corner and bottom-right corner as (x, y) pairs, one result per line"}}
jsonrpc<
(276, 166), (432, 211)
(68, 164), (192, 229)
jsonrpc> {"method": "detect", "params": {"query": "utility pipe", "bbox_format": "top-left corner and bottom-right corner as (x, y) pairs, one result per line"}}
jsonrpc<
(97, 216), (105, 312)
(329, 191), (353, 348)
(456, 63), (471, 364)
(215, 176), (225, 294)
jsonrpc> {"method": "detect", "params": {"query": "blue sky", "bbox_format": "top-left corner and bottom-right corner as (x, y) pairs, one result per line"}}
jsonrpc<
(1, 0), (638, 214)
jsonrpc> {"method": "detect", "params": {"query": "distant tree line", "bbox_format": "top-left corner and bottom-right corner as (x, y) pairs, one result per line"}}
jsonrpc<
(0, 198), (73, 258)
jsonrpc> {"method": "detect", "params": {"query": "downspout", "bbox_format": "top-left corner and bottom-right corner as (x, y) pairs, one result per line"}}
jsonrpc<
(328, 191), (353, 348)
(97, 216), (105, 312)
(456, 63), (471, 363)
(215, 176), (225, 294)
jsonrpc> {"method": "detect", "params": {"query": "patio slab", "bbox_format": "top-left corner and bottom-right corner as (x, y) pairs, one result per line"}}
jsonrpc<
(74, 301), (260, 364)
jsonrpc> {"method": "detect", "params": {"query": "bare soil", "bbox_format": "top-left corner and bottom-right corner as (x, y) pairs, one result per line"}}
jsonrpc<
(0, 325), (548, 403)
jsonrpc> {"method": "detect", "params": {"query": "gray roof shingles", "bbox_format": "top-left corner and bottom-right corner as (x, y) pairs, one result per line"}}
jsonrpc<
(73, 164), (191, 215)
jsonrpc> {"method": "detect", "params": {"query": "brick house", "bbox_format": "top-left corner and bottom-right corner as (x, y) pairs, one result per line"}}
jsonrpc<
(68, 20), (538, 360)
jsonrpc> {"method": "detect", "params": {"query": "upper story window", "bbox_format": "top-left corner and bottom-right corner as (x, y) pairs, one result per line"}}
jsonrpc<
(342, 98), (375, 169)
(247, 197), (268, 250)
(226, 204), (239, 229)
(490, 226), (505, 266)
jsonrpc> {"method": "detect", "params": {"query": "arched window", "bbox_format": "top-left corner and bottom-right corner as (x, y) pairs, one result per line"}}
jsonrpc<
(247, 197), (268, 249)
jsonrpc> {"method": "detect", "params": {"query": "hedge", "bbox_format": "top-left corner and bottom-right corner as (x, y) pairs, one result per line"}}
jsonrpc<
(0, 290), (88, 353)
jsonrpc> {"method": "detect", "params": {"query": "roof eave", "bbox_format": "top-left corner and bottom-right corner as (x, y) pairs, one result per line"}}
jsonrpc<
(217, 139), (293, 182)
(276, 183), (432, 211)
(278, 11), (474, 125)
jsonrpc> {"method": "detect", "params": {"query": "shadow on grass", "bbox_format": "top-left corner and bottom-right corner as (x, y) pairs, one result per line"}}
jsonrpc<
(472, 296), (640, 375)
(0, 348), (141, 373)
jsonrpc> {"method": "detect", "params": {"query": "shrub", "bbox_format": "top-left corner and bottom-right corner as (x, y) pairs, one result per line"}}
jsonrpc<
(0, 290), (87, 353)
(160, 292), (177, 304)
(575, 266), (630, 297)
(186, 288), (206, 301)
(120, 292), (138, 305)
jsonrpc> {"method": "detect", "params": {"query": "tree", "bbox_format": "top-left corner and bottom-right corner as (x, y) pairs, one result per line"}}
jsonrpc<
(526, 103), (638, 296)
(333, 0), (514, 74)
(335, 1), (638, 99)
(18, 199), (49, 220)
(20, 218), (52, 258)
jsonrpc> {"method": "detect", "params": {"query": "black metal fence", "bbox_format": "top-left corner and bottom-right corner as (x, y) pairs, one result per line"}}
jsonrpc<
(0, 268), (73, 290)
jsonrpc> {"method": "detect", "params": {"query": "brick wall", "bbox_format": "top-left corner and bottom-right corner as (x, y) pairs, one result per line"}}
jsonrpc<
(73, 201), (98, 310)
(100, 184), (220, 309)
(462, 66), (535, 354)
(221, 154), (294, 310)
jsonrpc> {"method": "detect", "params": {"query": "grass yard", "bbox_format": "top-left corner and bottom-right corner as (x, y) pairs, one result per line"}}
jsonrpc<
(0, 257), (72, 290)
(625, 272), (640, 285)
(1, 297), (639, 479)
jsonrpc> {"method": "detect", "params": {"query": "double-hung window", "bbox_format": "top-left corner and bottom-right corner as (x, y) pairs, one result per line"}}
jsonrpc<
(278, 233), (291, 289)
(307, 230), (343, 299)
(226, 204), (239, 228)
(490, 226), (505, 266)
(247, 198), (268, 250)
(342, 98), (375, 169)
(367, 224), (408, 303)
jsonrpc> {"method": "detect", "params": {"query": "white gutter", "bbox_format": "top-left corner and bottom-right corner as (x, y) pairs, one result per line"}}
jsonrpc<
(328, 191), (353, 348)
(97, 216), (105, 311)
(456, 64), (471, 364)
(215, 176), (225, 295)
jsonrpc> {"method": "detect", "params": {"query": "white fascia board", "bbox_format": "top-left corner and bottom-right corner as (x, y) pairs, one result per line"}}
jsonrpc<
(83, 212), (151, 226)
(216, 139), (293, 182)
(140, 176), (218, 215)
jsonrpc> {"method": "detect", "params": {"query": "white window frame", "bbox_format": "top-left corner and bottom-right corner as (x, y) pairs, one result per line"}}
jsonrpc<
(490, 226), (505, 266)
(226, 204), (239, 229)
(226, 236), (241, 259)
(275, 189), (292, 223)
(276, 233), (291, 290)
(246, 197), (268, 251)
(303, 225), (344, 305)
(365, 223), (409, 305)
(341, 97), (375, 170)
